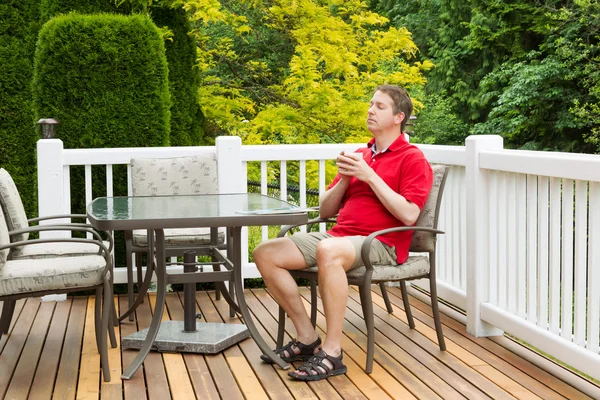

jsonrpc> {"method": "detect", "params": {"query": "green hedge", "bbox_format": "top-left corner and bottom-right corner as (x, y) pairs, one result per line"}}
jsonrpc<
(33, 12), (170, 150)
(152, 6), (205, 146)
(0, 1), (41, 217)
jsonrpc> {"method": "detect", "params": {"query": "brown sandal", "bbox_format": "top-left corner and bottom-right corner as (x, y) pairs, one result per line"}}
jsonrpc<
(260, 336), (322, 364)
(287, 349), (347, 381)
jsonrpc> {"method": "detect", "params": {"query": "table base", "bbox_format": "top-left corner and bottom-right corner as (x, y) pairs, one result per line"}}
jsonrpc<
(122, 321), (249, 353)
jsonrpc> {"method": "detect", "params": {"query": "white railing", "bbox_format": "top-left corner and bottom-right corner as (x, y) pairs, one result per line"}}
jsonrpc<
(36, 135), (600, 381)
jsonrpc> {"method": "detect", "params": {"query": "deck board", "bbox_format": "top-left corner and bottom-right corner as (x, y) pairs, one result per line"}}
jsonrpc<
(0, 287), (598, 399)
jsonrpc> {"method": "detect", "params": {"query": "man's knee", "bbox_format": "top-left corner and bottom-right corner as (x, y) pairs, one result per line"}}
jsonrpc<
(253, 237), (303, 272)
(315, 238), (354, 269)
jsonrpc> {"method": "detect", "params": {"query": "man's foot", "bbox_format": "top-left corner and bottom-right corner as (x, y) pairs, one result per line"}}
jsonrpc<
(287, 349), (347, 381)
(260, 336), (322, 364)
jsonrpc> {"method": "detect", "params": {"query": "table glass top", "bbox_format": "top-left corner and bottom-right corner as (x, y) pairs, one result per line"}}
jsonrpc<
(87, 193), (303, 221)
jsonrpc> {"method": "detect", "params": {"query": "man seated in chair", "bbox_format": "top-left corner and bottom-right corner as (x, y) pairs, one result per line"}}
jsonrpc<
(253, 84), (433, 381)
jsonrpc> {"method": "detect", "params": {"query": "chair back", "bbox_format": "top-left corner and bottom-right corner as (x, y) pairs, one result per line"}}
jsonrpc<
(409, 164), (449, 253)
(130, 155), (218, 196)
(0, 168), (29, 242)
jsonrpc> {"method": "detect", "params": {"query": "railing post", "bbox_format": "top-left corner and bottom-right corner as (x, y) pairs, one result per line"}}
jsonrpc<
(37, 139), (67, 238)
(216, 136), (244, 193)
(37, 138), (68, 302)
(465, 135), (504, 337)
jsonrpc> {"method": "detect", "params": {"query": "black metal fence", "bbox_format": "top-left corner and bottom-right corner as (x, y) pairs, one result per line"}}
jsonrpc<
(247, 180), (320, 207)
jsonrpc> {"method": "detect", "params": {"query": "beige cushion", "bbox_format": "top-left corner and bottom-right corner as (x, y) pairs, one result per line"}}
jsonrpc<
(0, 168), (29, 242)
(0, 206), (9, 266)
(10, 241), (110, 260)
(131, 155), (217, 196)
(132, 228), (225, 247)
(0, 255), (106, 296)
(303, 255), (430, 281)
(410, 164), (447, 253)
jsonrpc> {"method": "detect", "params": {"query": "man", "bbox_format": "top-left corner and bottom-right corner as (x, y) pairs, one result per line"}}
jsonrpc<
(253, 84), (433, 381)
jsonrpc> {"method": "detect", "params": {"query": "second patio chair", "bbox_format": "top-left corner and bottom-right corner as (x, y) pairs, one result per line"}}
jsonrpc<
(0, 206), (116, 381)
(122, 155), (226, 320)
(276, 164), (449, 373)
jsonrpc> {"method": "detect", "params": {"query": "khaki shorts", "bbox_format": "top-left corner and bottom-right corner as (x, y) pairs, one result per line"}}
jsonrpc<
(287, 232), (397, 271)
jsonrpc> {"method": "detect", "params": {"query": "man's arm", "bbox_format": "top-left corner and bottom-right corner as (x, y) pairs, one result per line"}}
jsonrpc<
(319, 176), (350, 219)
(335, 152), (420, 225)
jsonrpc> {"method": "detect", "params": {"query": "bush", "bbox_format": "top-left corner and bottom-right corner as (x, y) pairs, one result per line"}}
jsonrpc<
(151, 6), (205, 146)
(33, 13), (170, 150)
(33, 12), (171, 267)
(0, 1), (41, 218)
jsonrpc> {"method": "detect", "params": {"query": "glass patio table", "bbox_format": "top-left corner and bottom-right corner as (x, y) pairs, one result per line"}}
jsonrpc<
(87, 193), (308, 379)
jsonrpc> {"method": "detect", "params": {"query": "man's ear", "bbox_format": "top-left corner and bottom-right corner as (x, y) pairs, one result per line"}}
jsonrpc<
(395, 112), (405, 126)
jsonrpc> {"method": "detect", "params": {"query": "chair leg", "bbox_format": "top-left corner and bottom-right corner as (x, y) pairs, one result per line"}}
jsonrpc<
(277, 305), (286, 349)
(310, 279), (317, 328)
(429, 278), (446, 351)
(136, 252), (144, 298)
(107, 285), (117, 348)
(0, 300), (16, 336)
(379, 282), (394, 314)
(358, 284), (375, 374)
(100, 278), (112, 381)
(125, 240), (134, 321)
(95, 288), (103, 352)
(400, 281), (415, 329)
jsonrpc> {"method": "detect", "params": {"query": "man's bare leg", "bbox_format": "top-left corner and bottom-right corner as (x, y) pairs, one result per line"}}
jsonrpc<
(253, 237), (319, 346)
(291, 237), (356, 377)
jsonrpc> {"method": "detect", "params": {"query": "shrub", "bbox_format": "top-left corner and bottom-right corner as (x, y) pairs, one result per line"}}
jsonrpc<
(0, 1), (41, 217)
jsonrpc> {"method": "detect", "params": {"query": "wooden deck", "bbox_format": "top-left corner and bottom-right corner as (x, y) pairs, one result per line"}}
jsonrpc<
(1, 286), (598, 399)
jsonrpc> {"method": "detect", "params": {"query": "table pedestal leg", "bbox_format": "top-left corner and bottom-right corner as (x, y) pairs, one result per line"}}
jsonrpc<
(231, 226), (290, 370)
(122, 229), (167, 380)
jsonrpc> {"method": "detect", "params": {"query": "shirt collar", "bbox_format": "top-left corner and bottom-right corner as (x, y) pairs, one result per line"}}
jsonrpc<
(367, 133), (409, 154)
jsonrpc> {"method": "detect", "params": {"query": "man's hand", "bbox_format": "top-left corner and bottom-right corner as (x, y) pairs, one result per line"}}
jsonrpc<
(336, 151), (374, 182)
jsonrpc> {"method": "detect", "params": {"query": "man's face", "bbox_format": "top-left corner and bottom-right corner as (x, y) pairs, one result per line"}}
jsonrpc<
(366, 90), (404, 134)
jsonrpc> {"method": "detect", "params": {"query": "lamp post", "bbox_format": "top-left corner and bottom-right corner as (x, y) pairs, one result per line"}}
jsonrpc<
(38, 118), (59, 139)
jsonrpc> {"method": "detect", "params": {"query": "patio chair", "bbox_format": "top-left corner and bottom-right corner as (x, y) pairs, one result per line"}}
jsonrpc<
(123, 155), (226, 320)
(0, 206), (116, 381)
(276, 164), (449, 373)
(0, 167), (117, 329)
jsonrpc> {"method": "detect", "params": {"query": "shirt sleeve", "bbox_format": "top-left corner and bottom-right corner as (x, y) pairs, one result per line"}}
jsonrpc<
(399, 152), (433, 210)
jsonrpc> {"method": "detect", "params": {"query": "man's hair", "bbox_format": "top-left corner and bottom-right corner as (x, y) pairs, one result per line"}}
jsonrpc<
(375, 84), (413, 132)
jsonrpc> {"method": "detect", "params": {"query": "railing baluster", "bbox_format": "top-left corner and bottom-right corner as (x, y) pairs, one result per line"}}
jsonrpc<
(516, 173), (527, 318)
(85, 165), (92, 239)
(526, 174), (538, 323)
(538, 176), (550, 330)
(573, 180), (588, 346)
(549, 177), (562, 335)
(498, 171), (508, 310)
(489, 170), (499, 305)
(299, 160), (307, 233)
(561, 178), (574, 340)
(507, 173), (517, 314)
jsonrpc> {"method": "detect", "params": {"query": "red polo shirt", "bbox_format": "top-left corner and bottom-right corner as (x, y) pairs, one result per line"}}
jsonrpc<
(327, 134), (433, 263)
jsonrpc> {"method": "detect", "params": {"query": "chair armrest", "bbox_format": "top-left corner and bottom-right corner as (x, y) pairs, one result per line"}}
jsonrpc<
(277, 217), (337, 238)
(361, 226), (445, 271)
(27, 214), (88, 224)
(8, 225), (114, 253)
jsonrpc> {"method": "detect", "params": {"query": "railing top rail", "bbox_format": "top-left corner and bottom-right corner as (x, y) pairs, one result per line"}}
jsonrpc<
(480, 148), (600, 181)
(62, 145), (216, 166)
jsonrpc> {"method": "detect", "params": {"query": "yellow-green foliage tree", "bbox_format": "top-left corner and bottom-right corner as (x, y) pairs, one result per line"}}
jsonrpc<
(175, 0), (430, 183)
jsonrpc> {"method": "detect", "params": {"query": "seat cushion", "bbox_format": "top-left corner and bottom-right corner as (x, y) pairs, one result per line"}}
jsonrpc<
(0, 255), (107, 296)
(0, 168), (29, 242)
(132, 227), (226, 247)
(303, 255), (430, 281)
(10, 241), (111, 260)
